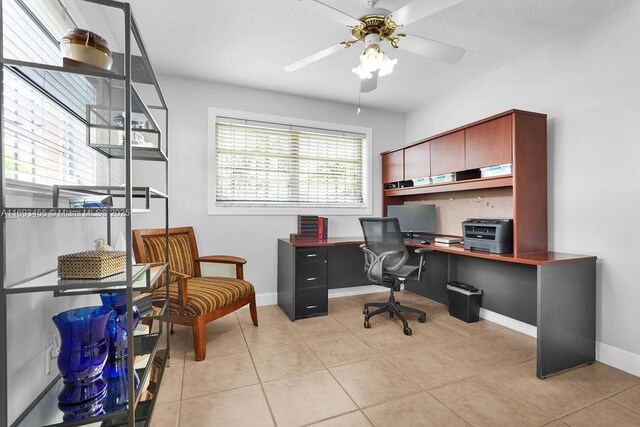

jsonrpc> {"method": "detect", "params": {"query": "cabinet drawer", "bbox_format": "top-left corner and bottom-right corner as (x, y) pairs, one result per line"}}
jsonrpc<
(296, 260), (327, 289)
(295, 286), (327, 319)
(296, 248), (327, 262)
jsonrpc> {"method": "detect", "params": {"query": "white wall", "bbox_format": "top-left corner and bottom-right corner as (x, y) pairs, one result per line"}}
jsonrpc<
(133, 75), (405, 302)
(405, 3), (640, 372)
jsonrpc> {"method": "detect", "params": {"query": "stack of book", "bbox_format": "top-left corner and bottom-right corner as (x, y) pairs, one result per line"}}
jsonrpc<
(290, 215), (328, 241)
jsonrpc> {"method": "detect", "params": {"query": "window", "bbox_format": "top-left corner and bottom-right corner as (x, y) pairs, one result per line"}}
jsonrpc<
(2, 0), (96, 186)
(210, 110), (371, 214)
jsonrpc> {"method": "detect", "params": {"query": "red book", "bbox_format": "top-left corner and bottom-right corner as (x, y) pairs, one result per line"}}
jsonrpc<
(317, 217), (324, 240)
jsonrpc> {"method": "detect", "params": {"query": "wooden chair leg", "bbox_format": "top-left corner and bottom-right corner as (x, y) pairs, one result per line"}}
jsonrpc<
(249, 293), (258, 327)
(192, 317), (206, 361)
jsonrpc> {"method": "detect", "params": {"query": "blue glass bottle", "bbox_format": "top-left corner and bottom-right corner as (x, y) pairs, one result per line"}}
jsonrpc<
(100, 292), (140, 411)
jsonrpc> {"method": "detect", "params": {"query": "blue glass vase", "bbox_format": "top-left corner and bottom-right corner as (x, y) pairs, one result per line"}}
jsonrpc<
(100, 292), (140, 411)
(52, 306), (112, 406)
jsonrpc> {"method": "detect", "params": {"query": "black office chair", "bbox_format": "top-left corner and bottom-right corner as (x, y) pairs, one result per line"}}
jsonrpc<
(359, 217), (432, 335)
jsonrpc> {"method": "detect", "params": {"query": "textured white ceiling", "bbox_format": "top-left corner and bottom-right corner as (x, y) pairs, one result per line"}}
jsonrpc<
(129, 0), (636, 113)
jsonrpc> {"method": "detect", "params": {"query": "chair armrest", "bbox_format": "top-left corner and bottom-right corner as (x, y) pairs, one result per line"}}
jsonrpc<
(414, 248), (433, 281)
(195, 255), (247, 265)
(168, 270), (189, 312)
(414, 248), (433, 254)
(195, 255), (247, 280)
(360, 246), (404, 284)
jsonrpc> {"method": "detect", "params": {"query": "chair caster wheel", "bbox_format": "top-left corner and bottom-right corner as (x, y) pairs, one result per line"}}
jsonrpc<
(363, 308), (368, 315)
(364, 319), (371, 329)
(418, 314), (426, 323)
(389, 312), (394, 318)
(403, 326), (412, 336)
(170, 328), (175, 335)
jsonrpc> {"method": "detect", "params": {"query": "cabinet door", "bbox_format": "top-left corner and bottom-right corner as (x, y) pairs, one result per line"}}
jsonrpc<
(430, 131), (465, 175)
(465, 115), (512, 169)
(404, 141), (430, 180)
(382, 150), (404, 183)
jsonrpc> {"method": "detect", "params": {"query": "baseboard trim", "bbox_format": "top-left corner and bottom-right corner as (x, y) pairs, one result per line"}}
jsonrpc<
(596, 342), (640, 376)
(479, 308), (538, 338)
(255, 292), (277, 306)
(328, 285), (387, 299)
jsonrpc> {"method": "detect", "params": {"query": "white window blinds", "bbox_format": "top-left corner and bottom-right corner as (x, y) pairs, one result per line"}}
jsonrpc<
(215, 118), (367, 207)
(3, 0), (96, 186)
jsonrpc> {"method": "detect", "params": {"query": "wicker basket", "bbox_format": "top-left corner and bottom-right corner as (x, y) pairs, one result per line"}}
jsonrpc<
(58, 250), (126, 279)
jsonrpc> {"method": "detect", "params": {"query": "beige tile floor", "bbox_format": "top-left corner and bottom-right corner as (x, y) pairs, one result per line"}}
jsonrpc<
(151, 291), (640, 427)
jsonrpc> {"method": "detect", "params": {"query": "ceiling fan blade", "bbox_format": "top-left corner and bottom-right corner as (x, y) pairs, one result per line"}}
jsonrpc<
(392, 0), (464, 26)
(360, 71), (378, 93)
(284, 43), (347, 72)
(397, 34), (465, 64)
(298, 0), (361, 27)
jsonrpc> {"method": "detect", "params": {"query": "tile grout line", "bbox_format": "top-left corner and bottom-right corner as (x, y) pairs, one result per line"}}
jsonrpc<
(239, 311), (281, 427)
(293, 321), (369, 418)
(606, 398), (640, 417)
(477, 368), (606, 421)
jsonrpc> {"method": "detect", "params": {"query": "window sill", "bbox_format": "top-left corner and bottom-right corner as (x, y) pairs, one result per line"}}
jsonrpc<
(207, 204), (372, 216)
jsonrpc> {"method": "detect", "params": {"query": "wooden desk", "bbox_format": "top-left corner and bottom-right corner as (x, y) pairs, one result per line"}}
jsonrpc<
(278, 237), (596, 378)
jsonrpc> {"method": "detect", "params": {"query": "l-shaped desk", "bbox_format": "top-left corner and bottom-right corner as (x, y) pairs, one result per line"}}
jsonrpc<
(277, 236), (597, 378)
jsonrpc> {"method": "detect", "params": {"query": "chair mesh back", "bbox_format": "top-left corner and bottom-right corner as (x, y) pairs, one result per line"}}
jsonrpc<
(359, 217), (409, 273)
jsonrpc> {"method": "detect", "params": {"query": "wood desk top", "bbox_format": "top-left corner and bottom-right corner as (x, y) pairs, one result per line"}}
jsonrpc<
(279, 237), (596, 266)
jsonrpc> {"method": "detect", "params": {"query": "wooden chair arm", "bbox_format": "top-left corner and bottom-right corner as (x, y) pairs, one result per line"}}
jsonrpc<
(195, 255), (247, 280)
(168, 270), (189, 312)
(195, 255), (247, 265)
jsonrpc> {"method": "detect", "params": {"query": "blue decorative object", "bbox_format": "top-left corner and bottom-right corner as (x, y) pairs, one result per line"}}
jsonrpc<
(52, 306), (112, 407)
(57, 395), (106, 422)
(102, 356), (140, 412)
(100, 292), (140, 360)
(100, 292), (140, 411)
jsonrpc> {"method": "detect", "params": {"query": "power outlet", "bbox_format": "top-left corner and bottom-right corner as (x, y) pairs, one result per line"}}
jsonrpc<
(45, 336), (60, 375)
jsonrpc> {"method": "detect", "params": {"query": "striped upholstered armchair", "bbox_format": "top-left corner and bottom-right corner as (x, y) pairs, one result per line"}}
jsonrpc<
(132, 226), (258, 361)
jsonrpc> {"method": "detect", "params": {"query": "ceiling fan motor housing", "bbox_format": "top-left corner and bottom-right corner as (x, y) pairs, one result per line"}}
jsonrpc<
(351, 9), (403, 48)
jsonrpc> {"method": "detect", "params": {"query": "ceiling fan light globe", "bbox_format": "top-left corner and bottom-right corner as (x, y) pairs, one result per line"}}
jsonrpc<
(378, 54), (397, 77)
(352, 64), (373, 79)
(361, 48), (383, 73)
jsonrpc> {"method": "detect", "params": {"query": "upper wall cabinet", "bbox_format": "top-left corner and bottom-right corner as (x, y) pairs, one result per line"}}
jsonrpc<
(465, 115), (512, 169)
(382, 150), (404, 183)
(404, 141), (430, 180)
(430, 131), (465, 175)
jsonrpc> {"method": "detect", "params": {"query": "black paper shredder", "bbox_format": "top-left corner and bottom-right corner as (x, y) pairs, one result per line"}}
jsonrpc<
(447, 281), (483, 323)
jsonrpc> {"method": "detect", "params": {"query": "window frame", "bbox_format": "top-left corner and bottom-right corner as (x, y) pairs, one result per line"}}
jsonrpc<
(208, 108), (373, 216)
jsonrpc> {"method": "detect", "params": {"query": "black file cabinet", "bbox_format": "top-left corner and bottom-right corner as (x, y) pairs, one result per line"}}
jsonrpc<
(278, 241), (328, 320)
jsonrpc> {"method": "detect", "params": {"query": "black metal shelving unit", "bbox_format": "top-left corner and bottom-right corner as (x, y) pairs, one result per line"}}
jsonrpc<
(0, 1), (170, 426)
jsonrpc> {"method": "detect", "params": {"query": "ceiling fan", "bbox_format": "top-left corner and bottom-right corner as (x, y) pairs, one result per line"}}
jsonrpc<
(284, 0), (466, 93)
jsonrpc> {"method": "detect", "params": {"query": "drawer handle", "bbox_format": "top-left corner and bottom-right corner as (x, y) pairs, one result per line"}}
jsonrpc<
(306, 277), (317, 281)
(306, 305), (318, 309)
(306, 253), (317, 257)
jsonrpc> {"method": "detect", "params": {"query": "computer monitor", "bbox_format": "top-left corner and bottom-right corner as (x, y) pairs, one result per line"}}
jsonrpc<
(386, 204), (436, 237)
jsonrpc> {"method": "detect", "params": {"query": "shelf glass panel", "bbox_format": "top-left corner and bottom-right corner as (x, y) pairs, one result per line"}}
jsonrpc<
(12, 334), (165, 427)
(53, 186), (168, 199)
(3, 62), (167, 160)
(5, 263), (158, 294)
(52, 263), (168, 297)
(138, 300), (167, 321)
